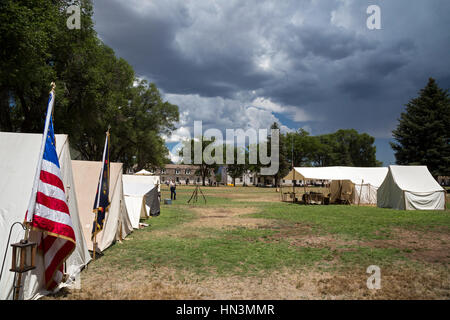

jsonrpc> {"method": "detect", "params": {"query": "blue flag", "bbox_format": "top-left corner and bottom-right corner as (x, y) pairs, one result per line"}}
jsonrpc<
(92, 131), (110, 240)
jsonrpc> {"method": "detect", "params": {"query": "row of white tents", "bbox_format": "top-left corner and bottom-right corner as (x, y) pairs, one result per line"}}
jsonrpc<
(284, 165), (446, 210)
(0, 132), (160, 300)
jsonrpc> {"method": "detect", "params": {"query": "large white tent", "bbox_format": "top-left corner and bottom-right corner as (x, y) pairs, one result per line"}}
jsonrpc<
(71, 160), (133, 252)
(122, 174), (160, 229)
(339, 167), (388, 204)
(283, 166), (388, 205)
(377, 165), (446, 210)
(0, 132), (91, 300)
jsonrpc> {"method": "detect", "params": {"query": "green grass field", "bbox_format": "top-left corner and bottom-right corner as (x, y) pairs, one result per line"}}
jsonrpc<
(52, 186), (450, 300)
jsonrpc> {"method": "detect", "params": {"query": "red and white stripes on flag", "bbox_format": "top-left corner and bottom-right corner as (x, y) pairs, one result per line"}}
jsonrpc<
(25, 89), (76, 291)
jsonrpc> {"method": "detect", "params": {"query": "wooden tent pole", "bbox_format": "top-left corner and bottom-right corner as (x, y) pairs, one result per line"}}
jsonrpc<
(444, 190), (448, 211)
(280, 183), (283, 201)
(292, 169), (295, 203)
(403, 190), (407, 210)
(198, 185), (207, 203)
(358, 179), (364, 206)
(93, 212), (97, 260)
(14, 273), (22, 300)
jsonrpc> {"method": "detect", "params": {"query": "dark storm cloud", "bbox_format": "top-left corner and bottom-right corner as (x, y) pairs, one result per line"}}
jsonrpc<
(93, 0), (272, 98)
(92, 0), (450, 142)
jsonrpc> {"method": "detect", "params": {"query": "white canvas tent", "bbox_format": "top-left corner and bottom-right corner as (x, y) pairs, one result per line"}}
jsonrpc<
(377, 165), (446, 210)
(134, 170), (160, 192)
(135, 169), (153, 175)
(339, 167), (388, 204)
(0, 132), (91, 300)
(122, 174), (160, 228)
(71, 160), (133, 252)
(283, 166), (388, 205)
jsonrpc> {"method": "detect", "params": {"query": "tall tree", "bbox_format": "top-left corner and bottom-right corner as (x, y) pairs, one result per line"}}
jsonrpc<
(224, 144), (247, 186)
(0, 0), (61, 132)
(184, 136), (219, 186)
(268, 122), (290, 187)
(391, 78), (450, 177)
(309, 130), (380, 167)
(0, 0), (179, 172)
(285, 129), (317, 167)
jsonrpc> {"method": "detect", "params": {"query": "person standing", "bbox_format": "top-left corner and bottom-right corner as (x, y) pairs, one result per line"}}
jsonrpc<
(170, 180), (176, 200)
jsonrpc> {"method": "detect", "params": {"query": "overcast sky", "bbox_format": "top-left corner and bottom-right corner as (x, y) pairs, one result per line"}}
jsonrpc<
(92, 0), (450, 165)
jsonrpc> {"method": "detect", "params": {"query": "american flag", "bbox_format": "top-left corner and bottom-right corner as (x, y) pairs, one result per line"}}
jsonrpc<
(25, 89), (76, 291)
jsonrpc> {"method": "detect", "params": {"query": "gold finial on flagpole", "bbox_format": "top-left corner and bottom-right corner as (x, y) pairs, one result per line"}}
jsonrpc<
(50, 82), (56, 118)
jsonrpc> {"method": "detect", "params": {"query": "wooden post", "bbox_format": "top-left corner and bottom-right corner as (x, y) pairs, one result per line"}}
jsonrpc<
(93, 212), (97, 260)
(119, 200), (123, 240)
(303, 180), (307, 204)
(443, 190), (447, 211)
(14, 273), (22, 300)
(280, 183), (283, 201)
(358, 179), (364, 206)
(403, 190), (407, 210)
(291, 136), (295, 202)
(292, 169), (295, 203)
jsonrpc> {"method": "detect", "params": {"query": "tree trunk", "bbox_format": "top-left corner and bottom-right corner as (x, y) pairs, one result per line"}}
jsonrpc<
(0, 88), (13, 131)
(18, 93), (33, 132)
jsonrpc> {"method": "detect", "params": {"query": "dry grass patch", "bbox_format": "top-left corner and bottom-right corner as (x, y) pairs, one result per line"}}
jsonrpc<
(258, 222), (356, 250)
(316, 264), (450, 299)
(47, 266), (204, 300)
(185, 206), (274, 230)
(234, 197), (280, 202)
(45, 266), (344, 300)
(212, 191), (281, 202)
(48, 263), (449, 300)
(362, 227), (450, 264)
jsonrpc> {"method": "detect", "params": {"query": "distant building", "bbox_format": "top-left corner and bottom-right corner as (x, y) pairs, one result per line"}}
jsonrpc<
(151, 164), (217, 185)
(220, 167), (254, 186)
(220, 166), (280, 187)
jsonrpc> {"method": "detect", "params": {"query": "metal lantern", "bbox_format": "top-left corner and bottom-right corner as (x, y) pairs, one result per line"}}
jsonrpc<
(10, 239), (37, 274)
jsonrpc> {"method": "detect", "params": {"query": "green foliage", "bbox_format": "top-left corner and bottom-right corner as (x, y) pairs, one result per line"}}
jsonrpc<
(0, 0), (179, 171)
(285, 128), (381, 168)
(270, 122), (291, 186)
(391, 78), (450, 177)
(315, 129), (381, 167)
(179, 123), (380, 186)
(250, 203), (450, 240)
(224, 144), (247, 186)
(0, 0), (62, 131)
(101, 186), (449, 276)
(183, 136), (219, 185)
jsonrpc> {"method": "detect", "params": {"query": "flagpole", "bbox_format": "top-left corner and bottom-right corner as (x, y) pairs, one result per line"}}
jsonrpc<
(93, 128), (110, 260)
(25, 83), (56, 225)
(93, 212), (97, 261)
